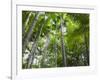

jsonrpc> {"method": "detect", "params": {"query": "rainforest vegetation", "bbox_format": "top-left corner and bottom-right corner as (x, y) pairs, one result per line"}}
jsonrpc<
(22, 11), (89, 69)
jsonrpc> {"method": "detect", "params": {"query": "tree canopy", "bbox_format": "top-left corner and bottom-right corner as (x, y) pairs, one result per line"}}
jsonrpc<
(22, 11), (89, 69)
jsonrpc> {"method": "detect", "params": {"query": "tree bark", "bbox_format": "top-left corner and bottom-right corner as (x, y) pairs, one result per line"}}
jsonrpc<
(41, 34), (50, 67)
(60, 17), (67, 67)
(23, 12), (33, 38)
(22, 12), (40, 55)
(54, 24), (58, 67)
(54, 44), (57, 67)
(27, 18), (45, 68)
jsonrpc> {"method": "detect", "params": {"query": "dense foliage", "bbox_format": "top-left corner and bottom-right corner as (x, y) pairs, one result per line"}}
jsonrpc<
(22, 11), (89, 69)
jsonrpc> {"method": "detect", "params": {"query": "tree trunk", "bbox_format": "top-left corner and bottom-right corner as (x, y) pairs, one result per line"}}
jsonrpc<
(22, 12), (39, 55)
(22, 12), (32, 39)
(54, 44), (57, 67)
(41, 34), (50, 67)
(60, 17), (67, 67)
(54, 24), (58, 67)
(27, 17), (45, 68)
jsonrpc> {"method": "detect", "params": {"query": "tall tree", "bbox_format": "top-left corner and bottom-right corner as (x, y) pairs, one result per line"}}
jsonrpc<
(22, 12), (39, 55)
(27, 14), (46, 68)
(60, 16), (67, 67)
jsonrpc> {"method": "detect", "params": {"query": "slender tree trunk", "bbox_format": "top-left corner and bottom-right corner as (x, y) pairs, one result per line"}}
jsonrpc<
(60, 17), (67, 67)
(54, 44), (57, 67)
(41, 34), (50, 67)
(27, 44), (38, 68)
(22, 12), (32, 37)
(54, 24), (58, 67)
(27, 17), (45, 68)
(22, 12), (39, 55)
